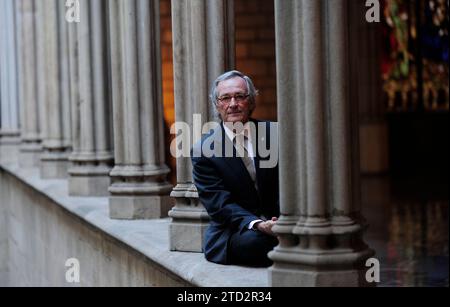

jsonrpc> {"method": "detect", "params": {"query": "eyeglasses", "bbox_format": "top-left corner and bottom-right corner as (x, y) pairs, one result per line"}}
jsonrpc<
(217, 94), (250, 105)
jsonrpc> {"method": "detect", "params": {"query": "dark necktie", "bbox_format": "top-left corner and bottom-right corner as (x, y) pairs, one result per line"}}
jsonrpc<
(234, 134), (257, 188)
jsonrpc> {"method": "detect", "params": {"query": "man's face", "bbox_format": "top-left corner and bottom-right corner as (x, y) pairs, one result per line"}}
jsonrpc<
(216, 77), (255, 124)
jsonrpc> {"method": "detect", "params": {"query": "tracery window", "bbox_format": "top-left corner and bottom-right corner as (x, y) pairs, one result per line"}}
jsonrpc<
(382, 0), (449, 112)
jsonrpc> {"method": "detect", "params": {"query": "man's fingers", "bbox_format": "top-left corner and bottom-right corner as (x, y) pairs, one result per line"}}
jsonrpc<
(257, 220), (279, 237)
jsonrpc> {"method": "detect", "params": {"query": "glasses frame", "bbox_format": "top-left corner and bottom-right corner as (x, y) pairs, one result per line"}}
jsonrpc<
(216, 93), (250, 106)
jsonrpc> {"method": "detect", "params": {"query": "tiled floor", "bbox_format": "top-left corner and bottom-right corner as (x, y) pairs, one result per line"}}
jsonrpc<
(362, 175), (449, 287)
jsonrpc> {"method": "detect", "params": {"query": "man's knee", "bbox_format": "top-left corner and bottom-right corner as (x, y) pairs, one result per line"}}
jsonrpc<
(229, 229), (277, 265)
(245, 231), (277, 252)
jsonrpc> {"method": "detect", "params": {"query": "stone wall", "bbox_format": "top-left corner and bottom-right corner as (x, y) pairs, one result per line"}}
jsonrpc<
(0, 168), (189, 287)
(160, 0), (177, 185)
(0, 163), (269, 287)
(160, 0), (174, 126)
(235, 0), (277, 121)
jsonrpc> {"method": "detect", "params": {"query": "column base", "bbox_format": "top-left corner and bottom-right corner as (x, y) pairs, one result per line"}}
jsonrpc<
(269, 265), (372, 287)
(68, 175), (111, 197)
(40, 153), (70, 179)
(269, 223), (375, 286)
(169, 222), (209, 252)
(0, 143), (20, 165)
(109, 195), (173, 220)
(0, 133), (20, 165)
(19, 144), (42, 168)
(168, 184), (210, 252)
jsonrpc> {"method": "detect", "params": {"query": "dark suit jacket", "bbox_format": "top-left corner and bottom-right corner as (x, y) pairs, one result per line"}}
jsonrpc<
(191, 119), (279, 264)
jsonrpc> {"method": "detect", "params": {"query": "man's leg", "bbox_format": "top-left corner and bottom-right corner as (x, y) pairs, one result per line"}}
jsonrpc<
(228, 228), (278, 267)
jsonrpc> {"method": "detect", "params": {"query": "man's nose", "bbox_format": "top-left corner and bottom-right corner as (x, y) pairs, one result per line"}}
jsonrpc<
(229, 97), (238, 107)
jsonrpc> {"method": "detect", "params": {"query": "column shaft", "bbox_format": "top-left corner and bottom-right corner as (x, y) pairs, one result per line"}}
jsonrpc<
(17, 0), (42, 168)
(40, 0), (72, 179)
(35, 0), (47, 145)
(0, 0), (21, 164)
(328, 0), (355, 219)
(108, 0), (172, 219)
(271, 0), (304, 250)
(68, 0), (114, 196)
(168, 0), (235, 252)
(302, 0), (327, 220)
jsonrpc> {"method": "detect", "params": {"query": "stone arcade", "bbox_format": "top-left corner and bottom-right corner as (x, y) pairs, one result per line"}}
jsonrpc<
(0, 0), (380, 286)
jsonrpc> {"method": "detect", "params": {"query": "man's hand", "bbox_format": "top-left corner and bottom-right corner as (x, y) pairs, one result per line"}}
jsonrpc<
(255, 217), (278, 237)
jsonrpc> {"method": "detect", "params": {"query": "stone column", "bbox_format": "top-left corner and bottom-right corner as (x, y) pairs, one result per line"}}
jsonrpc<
(168, 0), (235, 252)
(0, 0), (21, 164)
(16, 0), (43, 168)
(68, 0), (114, 196)
(269, 0), (374, 287)
(108, 0), (172, 219)
(40, 0), (72, 179)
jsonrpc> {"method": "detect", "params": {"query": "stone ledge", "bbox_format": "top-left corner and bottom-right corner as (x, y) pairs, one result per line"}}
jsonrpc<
(0, 162), (269, 287)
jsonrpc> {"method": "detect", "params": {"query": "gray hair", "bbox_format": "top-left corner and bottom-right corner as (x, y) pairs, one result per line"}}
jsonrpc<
(210, 70), (259, 120)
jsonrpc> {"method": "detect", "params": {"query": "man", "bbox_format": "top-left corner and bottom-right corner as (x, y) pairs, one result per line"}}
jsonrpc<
(191, 70), (279, 267)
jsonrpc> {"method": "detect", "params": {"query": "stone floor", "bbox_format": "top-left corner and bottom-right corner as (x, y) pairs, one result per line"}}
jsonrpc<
(362, 174), (449, 287)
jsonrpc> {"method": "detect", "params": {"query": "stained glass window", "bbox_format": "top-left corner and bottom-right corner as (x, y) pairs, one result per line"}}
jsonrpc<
(382, 0), (449, 112)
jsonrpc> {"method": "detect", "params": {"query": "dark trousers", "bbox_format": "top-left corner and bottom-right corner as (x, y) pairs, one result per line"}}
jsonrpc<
(228, 228), (278, 267)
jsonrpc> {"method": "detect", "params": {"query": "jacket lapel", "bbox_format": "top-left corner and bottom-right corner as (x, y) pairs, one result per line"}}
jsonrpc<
(212, 123), (258, 195)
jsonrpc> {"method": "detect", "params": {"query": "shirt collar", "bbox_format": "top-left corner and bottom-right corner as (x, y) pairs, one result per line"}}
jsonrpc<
(222, 121), (253, 143)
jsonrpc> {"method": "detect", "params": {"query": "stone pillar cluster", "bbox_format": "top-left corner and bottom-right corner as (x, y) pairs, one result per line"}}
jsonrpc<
(2, 0), (174, 216)
(108, 0), (172, 219)
(168, 0), (235, 252)
(269, 0), (374, 286)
